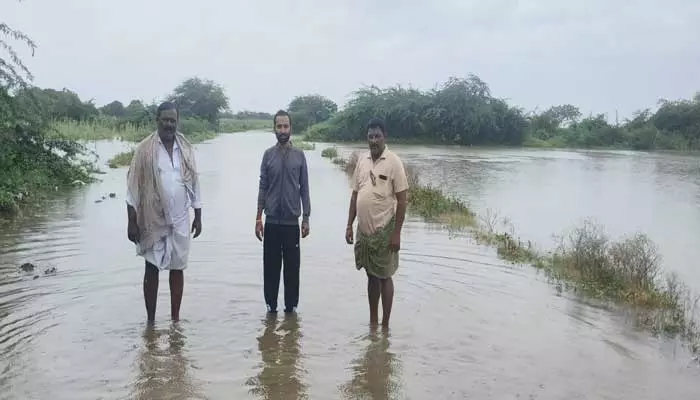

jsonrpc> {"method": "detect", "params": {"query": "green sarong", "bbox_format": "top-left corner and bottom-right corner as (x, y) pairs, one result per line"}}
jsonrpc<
(354, 216), (399, 279)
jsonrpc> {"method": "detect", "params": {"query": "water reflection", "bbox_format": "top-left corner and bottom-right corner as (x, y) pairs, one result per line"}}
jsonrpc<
(131, 323), (204, 400)
(339, 327), (403, 400)
(248, 313), (307, 399)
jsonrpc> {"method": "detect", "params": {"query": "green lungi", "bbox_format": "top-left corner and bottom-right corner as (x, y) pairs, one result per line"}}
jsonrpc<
(354, 216), (399, 279)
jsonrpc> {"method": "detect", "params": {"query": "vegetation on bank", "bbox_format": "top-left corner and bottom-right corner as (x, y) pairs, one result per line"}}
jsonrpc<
(1, 15), (97, 216)
(218, 118), (269, 133)
(107, 150), (135, 169)
(299, 75), (700, 151)
(323, 147), (700, 353)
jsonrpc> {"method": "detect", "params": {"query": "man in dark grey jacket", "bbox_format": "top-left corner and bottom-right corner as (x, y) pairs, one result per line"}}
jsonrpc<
(255, 110), (311, 314)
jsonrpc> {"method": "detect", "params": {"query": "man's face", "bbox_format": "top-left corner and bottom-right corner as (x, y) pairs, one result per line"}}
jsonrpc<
(367, 127), (386, 158)
(274, 115), (291, 144)
(157, 109), (178, 141)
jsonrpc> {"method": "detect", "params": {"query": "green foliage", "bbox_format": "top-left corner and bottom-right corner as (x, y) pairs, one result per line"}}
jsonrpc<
(107, 150), (134, 169)
(0, 19), (36, 88)
(222, 110), (273, 120)
(218, 118), (269, 133)
(287, 94), (338, 134)
(48, 116), (216, 143)
(320, 147), (338, 159)
(1, 15), (97, 217)
(304, 74), (700, 151)
(168, 77), (230, 125)
(305, 75), (528, 145)
(293, 140), (315, 151)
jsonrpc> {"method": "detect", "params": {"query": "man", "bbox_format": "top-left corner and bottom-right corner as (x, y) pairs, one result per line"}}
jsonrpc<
(126, 101), (202, 322)
(255, 110), (311, 314)
(345, 117), (408, 327)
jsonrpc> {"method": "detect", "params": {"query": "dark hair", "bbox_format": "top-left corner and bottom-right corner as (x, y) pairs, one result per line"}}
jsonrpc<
(156, 101), (178, 118)
(367, 117), (386, 135)
(273, 109), (292, 127)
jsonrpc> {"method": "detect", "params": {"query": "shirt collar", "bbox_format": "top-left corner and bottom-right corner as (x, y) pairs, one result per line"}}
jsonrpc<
(157, 134), (180, 150)
(367, 145), (389, 160)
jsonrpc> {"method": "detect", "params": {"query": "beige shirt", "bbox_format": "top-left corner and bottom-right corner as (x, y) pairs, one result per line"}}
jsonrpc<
(352, 146), (409, 235)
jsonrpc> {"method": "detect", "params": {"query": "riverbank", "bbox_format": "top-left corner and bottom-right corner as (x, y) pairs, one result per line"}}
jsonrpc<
(106, 133), (317, 169)
(0, 137), (97, 217)
(320, 146), (700, 354)
(306, 133), (699, 153)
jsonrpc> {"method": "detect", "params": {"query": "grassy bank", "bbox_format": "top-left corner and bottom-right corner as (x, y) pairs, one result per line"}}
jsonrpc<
(107, 150), (135, 169)
(49, 117), (227, 144)
(218, 118), (269, 133)
(322, 147), (700, 354)
(0, 128), (97, 216)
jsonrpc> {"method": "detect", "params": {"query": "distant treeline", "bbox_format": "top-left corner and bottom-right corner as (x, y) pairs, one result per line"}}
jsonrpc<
(300, 74), (700, 151)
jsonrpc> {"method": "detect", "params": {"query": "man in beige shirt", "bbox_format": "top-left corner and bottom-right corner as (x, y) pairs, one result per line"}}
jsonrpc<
(345, 117), (409, 327)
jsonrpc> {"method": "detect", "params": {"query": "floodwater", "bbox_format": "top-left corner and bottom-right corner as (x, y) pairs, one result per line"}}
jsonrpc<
(1, 132), (699, 399)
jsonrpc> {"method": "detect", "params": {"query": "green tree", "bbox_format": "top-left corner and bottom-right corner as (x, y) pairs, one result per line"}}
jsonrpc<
(1, 9), (94, 214)
(288, 94), (338, 132)
(100, 100), (126, 117)
(168, 77), (229, 125)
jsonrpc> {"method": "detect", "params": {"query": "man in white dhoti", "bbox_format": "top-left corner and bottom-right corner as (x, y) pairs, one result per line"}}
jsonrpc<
(126, 101), (202, 322)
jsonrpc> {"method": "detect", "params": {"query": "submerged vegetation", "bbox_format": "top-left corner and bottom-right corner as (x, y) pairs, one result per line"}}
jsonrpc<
(323, 147), (700, 354)
(107, 150), (135, 169)
(301, 75), (700, 151)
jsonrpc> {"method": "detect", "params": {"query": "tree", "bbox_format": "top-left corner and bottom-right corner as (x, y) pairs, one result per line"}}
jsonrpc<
(168, 77), (229, 125)
(100, 100), (126, 117)
(1, 6), (94, 214)
(287, 94), (338, 133)
(0, 21), (36, 89)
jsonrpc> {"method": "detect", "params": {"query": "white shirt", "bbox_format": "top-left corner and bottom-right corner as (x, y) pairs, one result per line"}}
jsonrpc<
(126, 138), (201, 270)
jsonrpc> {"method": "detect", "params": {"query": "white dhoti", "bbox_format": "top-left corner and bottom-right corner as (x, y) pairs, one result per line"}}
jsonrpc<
(126, 138), (201, 271)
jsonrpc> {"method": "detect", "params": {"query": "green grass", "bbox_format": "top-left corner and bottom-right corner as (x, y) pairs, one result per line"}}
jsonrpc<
(321, 147), (338, 159)
(218, 118), (269, 133)
(107, 150), (134, 169)
(49, 118), (219, 144)
(294, 140), (316, 151)
(325, 149), (700, 354)
(49, 119), (148, 142)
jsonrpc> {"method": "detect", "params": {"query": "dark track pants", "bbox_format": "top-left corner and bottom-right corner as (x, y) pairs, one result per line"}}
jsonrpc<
(263, 223), (300, 311)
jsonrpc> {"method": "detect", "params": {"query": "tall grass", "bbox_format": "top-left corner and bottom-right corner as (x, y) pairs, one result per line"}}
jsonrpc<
(324, 147), (700, 354)
(218, 118), (269, 133)
(49, 117), (218, 143)
(49, 119), (148, 142)
(107, 150), (134, 169)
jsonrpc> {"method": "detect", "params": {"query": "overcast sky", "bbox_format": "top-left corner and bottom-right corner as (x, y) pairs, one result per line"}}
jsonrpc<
(3, 0), (699, 119)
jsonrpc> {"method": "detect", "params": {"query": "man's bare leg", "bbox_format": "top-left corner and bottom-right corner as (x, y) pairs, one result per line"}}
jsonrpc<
(169, 270), (184, 321)
(380, 277), (394, 327)
(144, 262), (159, 322)
(367, 274), (382, 326)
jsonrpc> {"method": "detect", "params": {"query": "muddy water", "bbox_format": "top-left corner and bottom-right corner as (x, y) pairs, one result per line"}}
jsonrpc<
(1, 133), (699, 400)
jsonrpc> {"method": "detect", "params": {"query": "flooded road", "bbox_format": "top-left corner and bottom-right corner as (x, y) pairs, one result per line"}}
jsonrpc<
(1, 132), (699, 399)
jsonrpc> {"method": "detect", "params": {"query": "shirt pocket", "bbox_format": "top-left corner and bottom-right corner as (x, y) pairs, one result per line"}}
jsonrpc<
(370, 170), (392, 199)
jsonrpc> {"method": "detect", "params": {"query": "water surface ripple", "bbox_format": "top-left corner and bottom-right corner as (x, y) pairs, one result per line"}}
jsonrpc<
(1, 133), (698, 399)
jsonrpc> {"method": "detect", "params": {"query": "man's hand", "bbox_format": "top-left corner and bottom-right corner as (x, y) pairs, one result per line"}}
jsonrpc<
(191, 216), (202, 238)
(389, 231), (401, 252)
(255, 220), (264, 242)
(127, 220), (140, 244)
(345, 225), (354, 245)
(301, 221), (310, 238)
